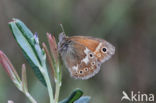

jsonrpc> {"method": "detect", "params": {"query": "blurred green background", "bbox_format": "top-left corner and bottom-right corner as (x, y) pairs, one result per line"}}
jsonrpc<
(0, 0), (156, 103)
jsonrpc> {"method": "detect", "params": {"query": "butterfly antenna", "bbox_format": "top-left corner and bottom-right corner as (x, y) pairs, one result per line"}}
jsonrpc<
(60, 24), (65, 33)
(59, 24), (67, 41)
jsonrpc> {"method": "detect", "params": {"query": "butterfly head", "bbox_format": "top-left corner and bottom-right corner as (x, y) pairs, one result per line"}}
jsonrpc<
(58, 32), (75, 56)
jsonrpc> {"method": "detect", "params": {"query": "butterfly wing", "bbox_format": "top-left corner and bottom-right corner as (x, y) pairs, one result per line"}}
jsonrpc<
(69, 36), (115, 63)
(58, 34), (115, 79)
(59, 38), (101, 79)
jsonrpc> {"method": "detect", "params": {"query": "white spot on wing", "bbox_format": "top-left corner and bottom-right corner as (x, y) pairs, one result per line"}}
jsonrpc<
(82, 56), (89, 64)
(94, 43), (102, 53)
(81, 48), (90, 64)
(72, 65), (78, 71)
(84, 48), (90, 54)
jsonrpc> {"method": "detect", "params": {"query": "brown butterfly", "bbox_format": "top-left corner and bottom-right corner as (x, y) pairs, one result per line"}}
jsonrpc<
(58, 32), (115, 80)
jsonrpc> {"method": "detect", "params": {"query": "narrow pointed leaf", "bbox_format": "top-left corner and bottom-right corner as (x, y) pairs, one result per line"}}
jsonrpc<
(42, 42), (55, 78)
(21, 64), (28, 92)
(47, 33), (58, 63)
(9, 19), (46, 86)
(0, 50), (21, 83)
(74, 96), (91, 103)
(59, 89), (83, 103)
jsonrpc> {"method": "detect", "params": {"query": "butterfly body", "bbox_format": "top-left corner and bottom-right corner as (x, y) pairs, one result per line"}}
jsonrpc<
(58, 33), (115, 79)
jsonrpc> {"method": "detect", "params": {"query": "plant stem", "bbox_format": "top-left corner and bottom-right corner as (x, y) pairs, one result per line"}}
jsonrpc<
(43, 68), (54, 103)
(25, 92), (37, 103)
(54, 64), (62, 103)
(54, 81), (61, 103)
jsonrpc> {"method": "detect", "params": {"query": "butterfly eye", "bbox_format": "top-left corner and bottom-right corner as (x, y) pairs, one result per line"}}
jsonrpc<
(89, 53), (94, 58)
(101, 47), (107, 53)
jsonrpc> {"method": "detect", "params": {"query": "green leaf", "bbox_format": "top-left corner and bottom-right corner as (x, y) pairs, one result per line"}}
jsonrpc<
(59, 89), (83, 103)
(74, 96), (91, 103)
(9, 18), (46, 86)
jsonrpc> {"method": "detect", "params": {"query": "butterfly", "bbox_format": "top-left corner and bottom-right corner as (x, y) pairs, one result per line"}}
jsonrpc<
(58, 32), (115, 80)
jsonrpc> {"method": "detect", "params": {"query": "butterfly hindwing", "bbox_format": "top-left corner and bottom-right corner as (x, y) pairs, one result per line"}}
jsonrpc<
(60, 38), (101, 79)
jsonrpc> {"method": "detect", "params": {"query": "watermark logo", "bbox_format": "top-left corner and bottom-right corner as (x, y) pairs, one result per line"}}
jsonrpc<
(121, 91), (155, 102)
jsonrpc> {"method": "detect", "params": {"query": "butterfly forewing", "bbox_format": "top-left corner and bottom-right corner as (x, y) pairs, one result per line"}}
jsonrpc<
(69, 36), (115, 63)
